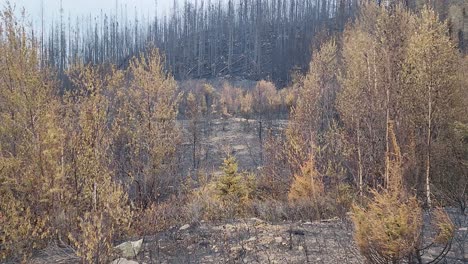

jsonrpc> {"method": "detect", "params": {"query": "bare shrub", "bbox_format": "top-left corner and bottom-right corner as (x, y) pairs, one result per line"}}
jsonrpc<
(133, 197), (187, 236)
(259, 134), (292, 200)
(0, 193), (50, 261)
(68, 212), (116, 264)
(329, 183), (356, 217)
(250, 200), (289, 222)
(432, 207), (456, 245)
(186, 185), (235, 221)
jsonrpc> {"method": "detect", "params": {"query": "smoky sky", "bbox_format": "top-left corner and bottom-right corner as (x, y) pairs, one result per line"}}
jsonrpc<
(5, 0), (188, 24)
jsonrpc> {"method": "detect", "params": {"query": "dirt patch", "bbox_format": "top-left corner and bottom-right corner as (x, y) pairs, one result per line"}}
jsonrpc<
(179, 118), (287, 173)
(134, 218), (364, 264)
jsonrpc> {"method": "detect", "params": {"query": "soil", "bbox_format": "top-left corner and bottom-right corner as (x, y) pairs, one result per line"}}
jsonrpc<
(28, 212), (467, 264)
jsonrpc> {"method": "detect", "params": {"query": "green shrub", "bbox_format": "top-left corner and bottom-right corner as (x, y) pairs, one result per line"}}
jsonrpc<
(186, 155), (256, 221)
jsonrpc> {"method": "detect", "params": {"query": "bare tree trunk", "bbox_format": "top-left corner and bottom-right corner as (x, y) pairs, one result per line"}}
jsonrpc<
(193, 126), (197, 169)
(385, 104), (390, 188)
(385, 55), (391, 189)
(259, 119), (263, 164)
(357, 124), (363, 196)
(426, 85), (432, 207)
(41, 0), (44, 68)
(93, 181), (97, 211)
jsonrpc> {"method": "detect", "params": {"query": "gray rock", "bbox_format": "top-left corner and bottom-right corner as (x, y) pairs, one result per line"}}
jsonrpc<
(224, 224), (236, 231)
(275, 237), (283, 243)
(114, 239), (143, 258)
(111, 258), (139, 264)
(179, 224), (190, 231)
(246, 237), (257, 242)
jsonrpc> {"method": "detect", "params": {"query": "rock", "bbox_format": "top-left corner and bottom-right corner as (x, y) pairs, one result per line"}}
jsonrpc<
(224, 224), (236, 231)
(459, 227), (467, 231)
(275, 237), (283, 243)
(231, 246), (242, 252)
(250, 217), (264, 223)
(246, 237), (257, 242)
(212, 245), (219, 252)
(298, 246), (304, 251)
(111, 258), (139, 264)
(115, 239), (143, 258)
(179, 224), (190, 231)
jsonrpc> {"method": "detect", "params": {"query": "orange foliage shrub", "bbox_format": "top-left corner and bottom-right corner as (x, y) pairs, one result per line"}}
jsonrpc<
(352, 190), (423, 263)
(288, 155), (325, 219)
(288, 155), (324, 203)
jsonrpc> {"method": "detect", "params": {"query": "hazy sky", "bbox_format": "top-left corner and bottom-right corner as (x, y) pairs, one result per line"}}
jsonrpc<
(5, 0), (183, 24)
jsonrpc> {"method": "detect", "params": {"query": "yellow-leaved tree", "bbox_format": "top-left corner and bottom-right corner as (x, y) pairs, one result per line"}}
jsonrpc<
(0, 7), (65, 260)
(402, 6), (460, 208)
(64, 63), (131, 263)
(112, 47), (181, 207)
(286, 39), (343, 181)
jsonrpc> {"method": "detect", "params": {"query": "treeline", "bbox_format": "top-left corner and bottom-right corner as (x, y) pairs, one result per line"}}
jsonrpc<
(43, 0), (358, 84)
(39, 0), (466, 85)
